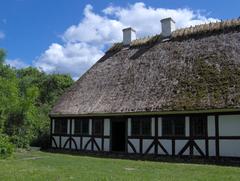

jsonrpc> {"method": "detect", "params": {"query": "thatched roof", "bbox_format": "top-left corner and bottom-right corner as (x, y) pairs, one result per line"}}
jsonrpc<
(51, 19), (240, 116)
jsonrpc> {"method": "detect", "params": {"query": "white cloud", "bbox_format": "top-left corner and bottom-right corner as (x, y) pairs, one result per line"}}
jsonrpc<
(62, 5), (124, 45)
(34, 42), (103, 80)
(35, 2), (219, 79)
(102, 3), (219, 37)
(6, 58), (29, 69)
(0, 31), (5, 39)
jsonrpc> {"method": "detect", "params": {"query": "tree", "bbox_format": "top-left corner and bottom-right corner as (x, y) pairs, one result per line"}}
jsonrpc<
(0, 48), (74, 148)
(0, 49), (5, 64)
(40, 74), (73, 106)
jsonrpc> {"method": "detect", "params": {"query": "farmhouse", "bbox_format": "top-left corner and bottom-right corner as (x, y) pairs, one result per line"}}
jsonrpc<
(50, 17), (240, 159)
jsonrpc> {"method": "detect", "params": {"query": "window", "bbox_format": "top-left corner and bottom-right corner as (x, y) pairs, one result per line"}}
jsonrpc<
(74, 119), (89, 135)
(74, 119), (82, 134)
(131, 119), (141, 136)
(162, 116), (185, 136)
(93, 119), (103, 135)
(54, 119), (68, 134)
(142, 119), (151, 136)
(191, 116), (207, 136)
(175, 119), (185, 136)
(82, 119), (89, 135)
(131, 117), (151, 136)
(162, 119), (173, 136)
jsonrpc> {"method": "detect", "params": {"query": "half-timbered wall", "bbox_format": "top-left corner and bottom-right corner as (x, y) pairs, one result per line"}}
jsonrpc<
(218, 115), (240, 157)
(127, 117), (155, 154)
(50, 113), (240, 158)
(51, 118), (110, 152)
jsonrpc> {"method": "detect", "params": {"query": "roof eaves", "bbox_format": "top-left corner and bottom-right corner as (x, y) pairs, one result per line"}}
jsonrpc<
(49, 108), (240, 118)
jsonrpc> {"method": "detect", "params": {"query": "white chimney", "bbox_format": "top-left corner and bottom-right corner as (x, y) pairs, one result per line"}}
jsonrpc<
(160, 17), (176, 37)
(122, 27), (136, 46)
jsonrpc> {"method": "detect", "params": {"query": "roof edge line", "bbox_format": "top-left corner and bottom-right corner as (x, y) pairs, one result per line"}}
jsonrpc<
(49, 108), (240, 118)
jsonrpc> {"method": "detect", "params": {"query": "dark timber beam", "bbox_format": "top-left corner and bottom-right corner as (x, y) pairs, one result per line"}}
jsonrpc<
(215, 115), (220, 159)
(50, 118), (53, 148)
(154, 116), (158, 155)
(70, 119), (72, 150)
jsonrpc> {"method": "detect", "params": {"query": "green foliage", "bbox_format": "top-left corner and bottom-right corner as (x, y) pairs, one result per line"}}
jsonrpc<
(31, 132), (50, 150)
(0, 134), (14, 159)
(40, 74), (73, 106)
(0, 49), (6, 64)
(10, 133), (30, 149)
(0, 49), (74, 149)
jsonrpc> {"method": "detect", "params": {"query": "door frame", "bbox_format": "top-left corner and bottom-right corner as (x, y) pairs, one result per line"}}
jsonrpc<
(110, 117), (128, 153)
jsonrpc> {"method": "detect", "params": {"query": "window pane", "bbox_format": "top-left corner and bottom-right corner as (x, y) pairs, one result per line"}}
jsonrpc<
(93, 119), (103, 135)
(162, 116), (185, 136)
(162, 118), (173, 136)
(131, 119), (140, 136)
(61, 119), (68, 133)
(142, 118), (151, 136)
(174, 119), (185, 136)
(191, 116), (206, 136)
(74, 119), (89, 134)
(54, 119), (68, 134)
(74, 119), (82, 134)
(82, 119), (89, 135)
(54, 120), (61, 134)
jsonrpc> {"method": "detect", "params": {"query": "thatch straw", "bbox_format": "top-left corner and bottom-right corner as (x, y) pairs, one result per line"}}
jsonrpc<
(107, 19), (240, 53)
(51, 22), (240, 115)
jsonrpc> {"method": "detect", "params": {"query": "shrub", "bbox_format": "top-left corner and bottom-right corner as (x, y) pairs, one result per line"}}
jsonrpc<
(10, 134), (30, 149)
(31, 132), (50, 150)
(0, 134), (14, 159)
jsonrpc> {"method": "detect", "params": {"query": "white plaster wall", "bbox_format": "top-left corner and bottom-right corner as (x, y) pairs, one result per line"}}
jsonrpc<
(52, 136), (59, 148)
(104, 138), (110, 151)
(94, 138), (102, 151)
(82, 137), (91, 150)
(193, 140), (205, 156)
(128, 118), (131, 136)
(72, 119), (75, 134)
(158, 139), (171, 155)
(209, 140), (216, 156)
(104, 119), (110, 136)
(182, 147), (189, 156)
(185, 117), (190, 137)
(128, 139), (139, 153)
(67, 119), (70, 134)
(220, 140), (240, 157)
(151, 118), (155, 136)
(72, 137), (80, 150)
(208, 116), (215, 137)
(158, 117), (162, 136)
(219, 115), (240, 136)
(175, 140), (189, 155)
(62, 136), (69, 149)
(142, 139), (154, 154)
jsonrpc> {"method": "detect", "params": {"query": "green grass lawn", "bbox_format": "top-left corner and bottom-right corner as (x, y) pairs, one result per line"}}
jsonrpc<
(0, 150), (240, 181)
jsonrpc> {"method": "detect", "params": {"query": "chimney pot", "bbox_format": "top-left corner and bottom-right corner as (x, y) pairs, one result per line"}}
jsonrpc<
(122, 27), (136, 45)
(160, 17), (176, 37)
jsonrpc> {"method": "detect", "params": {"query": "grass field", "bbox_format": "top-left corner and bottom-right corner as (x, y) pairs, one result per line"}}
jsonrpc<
(0, 150), (240, 181)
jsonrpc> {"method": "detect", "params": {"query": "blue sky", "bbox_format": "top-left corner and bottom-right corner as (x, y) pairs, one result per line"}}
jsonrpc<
(0, 0), (239, 78)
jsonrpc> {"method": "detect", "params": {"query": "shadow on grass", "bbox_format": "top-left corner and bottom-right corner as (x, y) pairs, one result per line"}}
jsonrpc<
(43, 149), (240, 167)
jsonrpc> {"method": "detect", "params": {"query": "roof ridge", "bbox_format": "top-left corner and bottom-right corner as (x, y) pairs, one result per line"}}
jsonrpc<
(107, 18), (240, 53)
